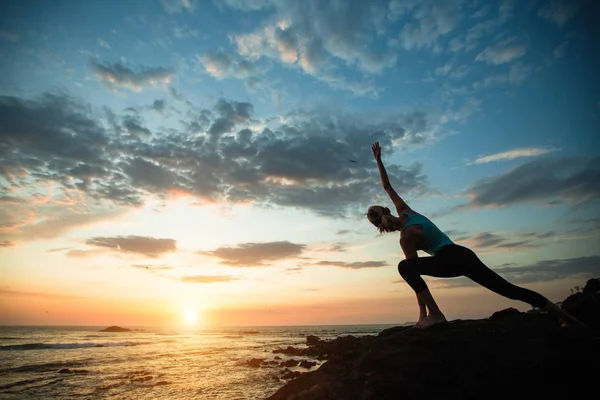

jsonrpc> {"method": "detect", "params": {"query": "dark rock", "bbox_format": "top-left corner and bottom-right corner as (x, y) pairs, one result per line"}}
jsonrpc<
(299, 360), (317, 369)
(279, 359), (299, 368)
(100, 326), (131, 332)
(489, 307), (521, 319)
(265, 309), (600, 400)
(280, 369), (303, 380)
(561, 278), (600, 328)
(242, 358), (264, 368)
(306, 335), (322, 346)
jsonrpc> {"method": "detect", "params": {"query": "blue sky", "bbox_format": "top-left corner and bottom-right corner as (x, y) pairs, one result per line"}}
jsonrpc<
(0, 0), (599, 326)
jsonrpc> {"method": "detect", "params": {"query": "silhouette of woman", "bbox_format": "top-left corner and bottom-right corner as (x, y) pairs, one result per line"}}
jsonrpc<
(367, 141), (585, 329)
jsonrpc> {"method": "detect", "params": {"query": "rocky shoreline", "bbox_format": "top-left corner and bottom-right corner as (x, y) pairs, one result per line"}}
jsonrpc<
(264, 279), (600, 400)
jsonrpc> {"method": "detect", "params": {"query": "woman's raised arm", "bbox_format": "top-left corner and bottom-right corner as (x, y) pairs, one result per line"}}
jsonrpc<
(372, 142), (411, 214)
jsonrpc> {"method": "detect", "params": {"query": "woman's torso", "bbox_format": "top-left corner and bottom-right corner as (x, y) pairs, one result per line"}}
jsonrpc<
(399, 211), (453, 256)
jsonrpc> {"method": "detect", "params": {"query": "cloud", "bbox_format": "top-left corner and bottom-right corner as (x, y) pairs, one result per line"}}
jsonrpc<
(472, 62), (533, 89)
(495, 256), (600, 285)
(499, 0), (515, 23)
(0, 288), (84, 300)
(132, 264), (174, 271)
(229, 0), (398, 95)
(90, 59), (174, 91)
(122, 115), (152, 138)
(220, 0), (273, 11)
(1, 208), (125, 242)
(198, 241), (306, 266)
(305, 260), (388, 269)
(0, 91), (434, 246)
(65, 249), (107, 258)
(199, 51), (256, 80)
(537, 0), (583, 26)
(399, 0), (465, 50)
(475, 37), (527, 65)
(85, 235), (177, 257)
(453, 232), (539, 253)
(460, 156), (600, 209)
(0, 241), (14, 247)
(470, 147), (559, 164)
(98, 38), (111, 49)
(161, 0), (198, 14)
(180, 275), (238, 283)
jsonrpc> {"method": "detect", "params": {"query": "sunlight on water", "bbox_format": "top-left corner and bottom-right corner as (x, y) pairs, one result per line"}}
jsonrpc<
(0, 324), (395, 399)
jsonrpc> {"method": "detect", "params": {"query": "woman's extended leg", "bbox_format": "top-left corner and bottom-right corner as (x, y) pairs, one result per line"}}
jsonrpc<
(460, 246), (586, 327)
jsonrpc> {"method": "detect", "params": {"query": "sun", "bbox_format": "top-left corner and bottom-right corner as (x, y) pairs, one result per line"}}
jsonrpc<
(183, 309), (199, 326)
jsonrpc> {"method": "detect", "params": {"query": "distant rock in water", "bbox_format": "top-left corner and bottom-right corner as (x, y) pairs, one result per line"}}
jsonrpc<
(100, 326), (131, 332)
(265, 282), (600, 400)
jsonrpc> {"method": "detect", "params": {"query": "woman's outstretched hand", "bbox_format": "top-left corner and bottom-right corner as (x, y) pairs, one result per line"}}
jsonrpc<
(372, 142), (382, 161)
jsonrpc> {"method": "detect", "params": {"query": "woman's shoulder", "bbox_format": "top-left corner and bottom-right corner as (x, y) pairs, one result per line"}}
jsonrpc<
(400, 208), (419, 215)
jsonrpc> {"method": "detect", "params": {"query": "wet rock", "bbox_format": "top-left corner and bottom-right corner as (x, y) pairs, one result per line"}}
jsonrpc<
(243, 358), (264, 368)
(298, 360), (317, 369)
(280, 369), (302, 380)
(279, 359), (299, 368)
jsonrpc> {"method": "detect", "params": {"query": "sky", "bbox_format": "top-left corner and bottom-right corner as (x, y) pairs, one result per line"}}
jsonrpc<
(0, 0), (599, 328)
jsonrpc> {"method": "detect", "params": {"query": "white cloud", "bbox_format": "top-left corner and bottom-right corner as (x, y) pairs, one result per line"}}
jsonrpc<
(98, 38), (111, 50)
(400, 0), (464, 50)
(475, 37), (527, 65)
(470, 147), (559, 164)
(228, 0), (398, 95)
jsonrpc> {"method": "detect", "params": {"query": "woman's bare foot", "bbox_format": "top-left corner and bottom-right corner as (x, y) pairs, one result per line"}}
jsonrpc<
(413, 314), (427, 329)
(415, 314), (447, 329)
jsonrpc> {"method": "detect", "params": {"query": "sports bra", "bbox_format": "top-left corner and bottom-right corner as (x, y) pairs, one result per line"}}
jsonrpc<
(401, 212), (453, 256)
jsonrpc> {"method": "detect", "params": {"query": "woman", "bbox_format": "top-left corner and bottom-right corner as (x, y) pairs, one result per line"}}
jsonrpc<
(368, 142), (584, 329)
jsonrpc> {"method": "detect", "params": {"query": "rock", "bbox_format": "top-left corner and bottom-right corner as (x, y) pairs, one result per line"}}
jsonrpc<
(100, 326), (131, 332)
(561, 278), (600, 328)
(243, 358), (264, 368)
(279, 359), (299, 368)
(265, 309), (599, 400)
(280, 369), (303, 380)
(298, 360), (317, 369)
(306, 335), (322, 346)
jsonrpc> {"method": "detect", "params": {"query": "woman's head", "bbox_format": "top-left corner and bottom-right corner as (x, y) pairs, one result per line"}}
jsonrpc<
(366, 205), (395, 233)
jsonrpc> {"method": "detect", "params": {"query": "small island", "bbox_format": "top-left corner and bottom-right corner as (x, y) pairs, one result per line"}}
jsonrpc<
(100, 325), (131, 332)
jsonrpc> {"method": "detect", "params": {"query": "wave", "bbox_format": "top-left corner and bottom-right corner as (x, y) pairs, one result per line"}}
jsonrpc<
(0, 377), (64, 390)
(0, 341), (148, 351)
(0, 360), (87, 374)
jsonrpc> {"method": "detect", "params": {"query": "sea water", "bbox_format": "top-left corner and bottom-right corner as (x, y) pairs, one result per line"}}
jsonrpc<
(0, 324), (396, 399)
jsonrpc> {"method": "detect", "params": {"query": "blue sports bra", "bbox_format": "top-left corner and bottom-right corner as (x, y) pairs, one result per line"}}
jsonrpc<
(401, 212), (453, 256)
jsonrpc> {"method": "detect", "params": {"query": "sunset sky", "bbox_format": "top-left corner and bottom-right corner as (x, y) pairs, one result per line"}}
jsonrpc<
(1, 0), (599, 328)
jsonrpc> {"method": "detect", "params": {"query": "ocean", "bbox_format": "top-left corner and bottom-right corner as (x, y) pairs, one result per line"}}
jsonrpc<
(0, 324), (397, 399)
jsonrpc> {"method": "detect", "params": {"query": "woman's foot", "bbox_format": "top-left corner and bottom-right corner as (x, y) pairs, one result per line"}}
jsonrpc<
(413, 314), (427, 329)
(415, 313), (447, 329)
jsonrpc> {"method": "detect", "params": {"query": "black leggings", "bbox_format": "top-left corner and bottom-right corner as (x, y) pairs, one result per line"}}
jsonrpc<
(397, 244), (548, 308)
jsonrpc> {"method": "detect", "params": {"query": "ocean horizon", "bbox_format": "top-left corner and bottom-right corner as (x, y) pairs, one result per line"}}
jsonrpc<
(0, 323), (404, 399)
